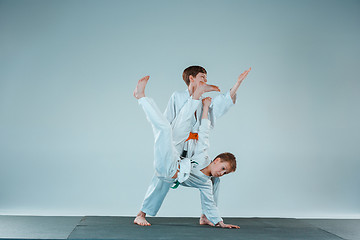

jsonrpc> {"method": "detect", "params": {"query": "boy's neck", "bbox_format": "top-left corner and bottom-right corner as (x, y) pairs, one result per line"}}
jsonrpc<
(200, 165), (211, 176)
(188, 84), (196, 96)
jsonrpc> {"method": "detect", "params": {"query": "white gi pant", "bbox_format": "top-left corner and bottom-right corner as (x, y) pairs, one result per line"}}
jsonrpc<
(138, 97), (200, 184)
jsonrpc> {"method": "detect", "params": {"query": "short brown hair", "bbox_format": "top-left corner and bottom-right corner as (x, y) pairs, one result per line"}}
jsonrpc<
(214, 152), (236, 172)
(182, 66), (207, 86)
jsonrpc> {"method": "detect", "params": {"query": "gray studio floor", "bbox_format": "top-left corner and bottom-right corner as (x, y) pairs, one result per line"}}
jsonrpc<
(0, 216), (359, 240)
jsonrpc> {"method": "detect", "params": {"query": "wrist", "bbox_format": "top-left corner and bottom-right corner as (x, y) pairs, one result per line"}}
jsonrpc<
(202, 110), (209, 119)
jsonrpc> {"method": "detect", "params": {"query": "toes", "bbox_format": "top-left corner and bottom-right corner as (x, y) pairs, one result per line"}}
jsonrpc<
(141, 76), (150, 81)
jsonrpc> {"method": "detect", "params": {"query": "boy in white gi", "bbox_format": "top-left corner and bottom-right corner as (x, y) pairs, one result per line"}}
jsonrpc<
(133, 76), (240, 228)
(134, 66), (251, 226)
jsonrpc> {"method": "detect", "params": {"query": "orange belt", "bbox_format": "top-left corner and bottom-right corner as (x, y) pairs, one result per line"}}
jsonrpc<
(185, 132), (198, 142)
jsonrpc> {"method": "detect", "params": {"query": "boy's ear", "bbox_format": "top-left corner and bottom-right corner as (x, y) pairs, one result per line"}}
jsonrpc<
(214, 157), (221, 163)
(189, 75), (194, 82)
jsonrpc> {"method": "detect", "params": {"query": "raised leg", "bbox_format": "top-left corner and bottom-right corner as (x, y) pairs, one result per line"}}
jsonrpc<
(134, 76), (178, 179)
(133, 76), (149, 99)
(138, 97), (178, 179)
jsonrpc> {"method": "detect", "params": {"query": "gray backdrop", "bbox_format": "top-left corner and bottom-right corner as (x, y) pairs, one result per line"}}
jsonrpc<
(1, 0), (359, 218)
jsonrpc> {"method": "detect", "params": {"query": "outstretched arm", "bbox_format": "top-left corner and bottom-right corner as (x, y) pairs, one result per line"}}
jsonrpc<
(199, 184), (240, 229)
(208, 69), (250, 126)
(229, 67), (251, 103)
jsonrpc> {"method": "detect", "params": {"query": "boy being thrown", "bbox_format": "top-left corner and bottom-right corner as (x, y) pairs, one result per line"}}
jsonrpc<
(133, 76), (240, 228)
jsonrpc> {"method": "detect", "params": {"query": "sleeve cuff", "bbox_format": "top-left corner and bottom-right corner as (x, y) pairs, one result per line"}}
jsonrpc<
(200, 118), (211, 127)
(225, 90), (236, 104)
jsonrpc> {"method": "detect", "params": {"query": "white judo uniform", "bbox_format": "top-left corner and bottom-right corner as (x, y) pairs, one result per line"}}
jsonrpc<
(140, 89), (235, 223)
(138, 95), (226, 225)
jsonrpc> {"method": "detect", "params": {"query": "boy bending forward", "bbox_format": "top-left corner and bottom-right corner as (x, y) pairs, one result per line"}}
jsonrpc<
(133, 76), (239, 229)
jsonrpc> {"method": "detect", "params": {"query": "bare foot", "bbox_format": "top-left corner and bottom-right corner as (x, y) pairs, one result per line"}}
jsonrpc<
(193, 82), (220, 100)
(134, 211), (151, 226)
(199, 214), (214, 226)
(133, 76), (150, 99)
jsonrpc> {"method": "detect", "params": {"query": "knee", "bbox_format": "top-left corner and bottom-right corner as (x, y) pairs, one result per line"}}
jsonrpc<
(154, 165), (174, 180)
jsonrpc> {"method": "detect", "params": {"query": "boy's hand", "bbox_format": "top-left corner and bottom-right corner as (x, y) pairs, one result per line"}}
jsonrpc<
(202, 97), (212, 108)
(237, 67), (251, 85)
(230, 67), (251, 103)
(216, 221), (240, 229)
(201, 97), (212, 120)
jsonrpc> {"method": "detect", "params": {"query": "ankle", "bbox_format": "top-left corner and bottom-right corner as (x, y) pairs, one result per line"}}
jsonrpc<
(137, 211), (146, 218)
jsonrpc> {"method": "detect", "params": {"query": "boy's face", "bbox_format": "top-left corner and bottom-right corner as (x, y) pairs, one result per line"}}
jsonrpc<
(190, 72), (207, 87)
(210, 158), (232, 177)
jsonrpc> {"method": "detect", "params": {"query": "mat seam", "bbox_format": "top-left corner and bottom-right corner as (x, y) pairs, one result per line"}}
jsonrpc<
(66, 216), (86, 239)
(316, 227), (347, 240)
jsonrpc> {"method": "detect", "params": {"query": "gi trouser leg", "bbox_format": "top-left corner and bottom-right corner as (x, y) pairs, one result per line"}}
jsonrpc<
(139, 97), (200, 216)
(141, 174), (172, 216)
(138, 97), (178, 180)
